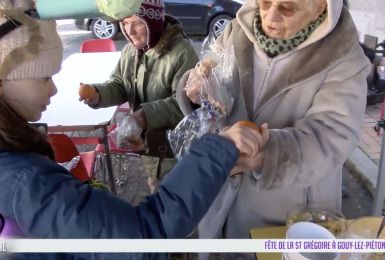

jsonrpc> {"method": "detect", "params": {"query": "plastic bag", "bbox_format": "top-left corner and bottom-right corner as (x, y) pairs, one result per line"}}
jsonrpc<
(198, 34), (235, 115)
(58, 156), (80, 172)
(168, 35), (235, 159)
(110, 114), (144, 150)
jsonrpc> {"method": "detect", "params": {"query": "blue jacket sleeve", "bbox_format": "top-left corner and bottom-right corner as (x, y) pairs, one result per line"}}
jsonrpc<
(11, 134), (239, 239)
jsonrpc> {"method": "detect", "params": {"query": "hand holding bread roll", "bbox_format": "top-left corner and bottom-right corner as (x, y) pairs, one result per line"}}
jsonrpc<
(220, 121), (269, 176)
(185, 57), (218, 105)
(197, 57), (217, 77)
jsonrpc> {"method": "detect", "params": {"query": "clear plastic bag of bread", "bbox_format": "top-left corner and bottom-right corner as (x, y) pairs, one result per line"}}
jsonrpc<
(194, 34), (235, 116)
(167, 109), (201, 159)
(110, 114), (144, 151)
(168, 98), (224, 159)
(168, 35), (235, 159)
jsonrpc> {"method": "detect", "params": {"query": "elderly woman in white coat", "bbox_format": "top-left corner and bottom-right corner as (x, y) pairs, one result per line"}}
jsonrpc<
(177, 0), (370, 246)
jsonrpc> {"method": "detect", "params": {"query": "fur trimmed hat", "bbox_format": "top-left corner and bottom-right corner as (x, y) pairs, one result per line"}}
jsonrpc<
(0, 0), (63, 80)
(122, 0), (165, 50)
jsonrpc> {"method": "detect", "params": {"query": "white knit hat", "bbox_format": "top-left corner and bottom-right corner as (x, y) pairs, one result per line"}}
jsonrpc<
(0, 0), (63, 80)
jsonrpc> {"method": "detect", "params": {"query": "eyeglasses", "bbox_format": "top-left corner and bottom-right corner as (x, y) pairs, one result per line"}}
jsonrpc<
(258, 0), (299, 17)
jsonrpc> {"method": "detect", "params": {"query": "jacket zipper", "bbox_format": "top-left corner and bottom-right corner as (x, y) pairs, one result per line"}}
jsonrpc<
(260, 58), (272, 90)
(133, 51), (144, 112)
(252, 58), (272, 122)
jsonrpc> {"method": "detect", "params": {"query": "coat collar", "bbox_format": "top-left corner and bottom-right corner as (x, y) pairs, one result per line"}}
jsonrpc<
(232, 8), (365, 116)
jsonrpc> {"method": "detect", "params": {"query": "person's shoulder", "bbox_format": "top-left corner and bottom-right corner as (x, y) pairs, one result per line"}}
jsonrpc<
(116, 44), (136, 67)
(163, 15), (185, 36)
(163, 29), (195, 53)
(0, 150), (39, 173)
(166, 41), (198, 64)
(160, 20), (191, 46)
(0, 151), (66, 181)
(153, 21), (197, 58)
(120, 43), (136, 57)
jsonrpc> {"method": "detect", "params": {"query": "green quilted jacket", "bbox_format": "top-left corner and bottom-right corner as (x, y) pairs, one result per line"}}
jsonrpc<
(92, 17), (198, 130)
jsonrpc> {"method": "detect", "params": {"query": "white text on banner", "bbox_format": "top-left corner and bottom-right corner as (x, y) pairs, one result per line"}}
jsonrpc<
(1, 239), (385, 253)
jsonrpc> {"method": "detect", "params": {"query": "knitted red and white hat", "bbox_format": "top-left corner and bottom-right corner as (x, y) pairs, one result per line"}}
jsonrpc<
(136, 0), (165, 49)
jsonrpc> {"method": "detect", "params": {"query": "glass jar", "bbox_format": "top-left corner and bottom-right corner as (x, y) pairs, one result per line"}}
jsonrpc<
(344, 217), (385, 260)
(346, 216), (385, 239)
(285, 203), (346, 237)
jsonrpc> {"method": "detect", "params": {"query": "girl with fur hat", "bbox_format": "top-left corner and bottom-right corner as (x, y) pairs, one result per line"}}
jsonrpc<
(0, 0), (263, 257)
(178, 0), (370, 256)
(79, 0), (199, 193)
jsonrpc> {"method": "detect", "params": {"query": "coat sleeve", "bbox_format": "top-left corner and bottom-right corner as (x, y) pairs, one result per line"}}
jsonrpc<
(12, 135), (238, 239)
(91, 45), (133, 108)
(141, 42), (199, 129)
(176, 69), (195, 115)
(256, 57), (370, 189)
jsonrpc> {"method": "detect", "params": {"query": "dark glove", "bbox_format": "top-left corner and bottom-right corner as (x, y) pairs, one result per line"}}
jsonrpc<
(131, 109), (147, 129)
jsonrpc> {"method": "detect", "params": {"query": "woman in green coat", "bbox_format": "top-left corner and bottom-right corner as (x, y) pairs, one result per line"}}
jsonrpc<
(80, 0), (199, 192)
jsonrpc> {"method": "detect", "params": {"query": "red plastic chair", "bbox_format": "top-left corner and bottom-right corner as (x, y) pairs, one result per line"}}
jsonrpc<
(47, 134), (96, 182)
(80, 39), (117, 53)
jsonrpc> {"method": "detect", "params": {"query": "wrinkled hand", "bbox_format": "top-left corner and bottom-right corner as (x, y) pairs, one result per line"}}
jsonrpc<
(185, 69), (206, 105)
(78, 83), (100, 106)
(219, 123), (269, 176)
(220, 123), (269, 156)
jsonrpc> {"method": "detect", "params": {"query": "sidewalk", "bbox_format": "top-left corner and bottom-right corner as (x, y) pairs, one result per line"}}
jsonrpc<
(347, 103), (383, 198)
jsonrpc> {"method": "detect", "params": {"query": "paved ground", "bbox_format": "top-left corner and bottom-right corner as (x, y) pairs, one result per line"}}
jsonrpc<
(94, 153), (150, 205)
(360, 104), (383, 164)
(342, 165), (373, 218)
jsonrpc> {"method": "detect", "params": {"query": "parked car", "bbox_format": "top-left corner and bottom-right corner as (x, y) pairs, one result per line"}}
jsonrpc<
(75, 0), (244, 39)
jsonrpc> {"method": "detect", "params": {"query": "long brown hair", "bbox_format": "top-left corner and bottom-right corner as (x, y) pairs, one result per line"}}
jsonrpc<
(0, 96), (54, 160)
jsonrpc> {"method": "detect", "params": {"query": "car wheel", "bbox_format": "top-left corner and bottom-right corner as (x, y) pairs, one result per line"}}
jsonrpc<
(90, 18), (119, 39)
(209, 14), (233, 38)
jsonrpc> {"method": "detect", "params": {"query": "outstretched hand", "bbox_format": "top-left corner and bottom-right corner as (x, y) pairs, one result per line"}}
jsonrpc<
(219, 122), (269, 176)
(78, 83), (100, 106)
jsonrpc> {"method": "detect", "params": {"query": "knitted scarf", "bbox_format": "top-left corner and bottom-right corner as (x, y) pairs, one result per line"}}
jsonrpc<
(253, 10), (327, 57)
